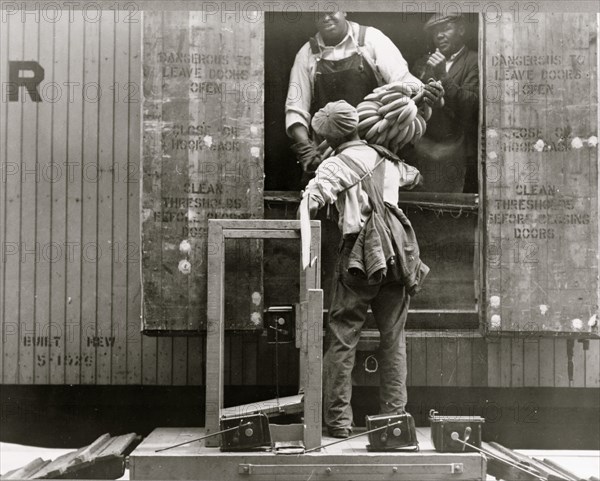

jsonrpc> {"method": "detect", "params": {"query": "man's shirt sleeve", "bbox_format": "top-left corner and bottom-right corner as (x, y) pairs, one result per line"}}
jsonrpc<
(285, 44), (313, 135)
(302, 157), (357, 206)
(365, 27), (422, 88)
(398, 162), (423, 190)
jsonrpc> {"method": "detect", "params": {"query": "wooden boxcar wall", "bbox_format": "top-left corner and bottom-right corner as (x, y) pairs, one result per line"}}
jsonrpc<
(0, 11), (599, 388)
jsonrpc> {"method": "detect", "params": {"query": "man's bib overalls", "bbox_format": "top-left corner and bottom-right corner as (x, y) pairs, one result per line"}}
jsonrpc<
(323, 147), (415, 434)
(308, 25), (379, 117)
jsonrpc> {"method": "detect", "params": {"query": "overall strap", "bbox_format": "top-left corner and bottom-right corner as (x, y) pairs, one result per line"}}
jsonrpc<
(336, 152), (386, 213)
(367, 143), (403, 164)
(357, 24), (367, 47)
(309, 36), (320, 55)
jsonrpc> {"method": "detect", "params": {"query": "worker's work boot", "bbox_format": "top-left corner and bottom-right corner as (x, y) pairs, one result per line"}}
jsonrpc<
(327, 427), (351, 439)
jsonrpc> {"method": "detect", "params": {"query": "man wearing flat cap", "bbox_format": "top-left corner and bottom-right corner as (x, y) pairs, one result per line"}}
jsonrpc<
(286, 11), (444, 174)
(304, 100), (428, 439)
(405, 13), (479, 192)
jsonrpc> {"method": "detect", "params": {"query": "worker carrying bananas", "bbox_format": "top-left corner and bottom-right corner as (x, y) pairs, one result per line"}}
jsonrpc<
(404, 13), (479, 193)
(286, 11), (445, 174)
(303, 100), (429, 439)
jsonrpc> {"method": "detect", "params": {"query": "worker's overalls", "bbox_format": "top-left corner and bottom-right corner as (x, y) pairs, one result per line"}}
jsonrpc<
(323, 148), (410, 433)
(301, 25), (379, 188)
(308, 25), (379, 116)
(308, 27), (403, 433)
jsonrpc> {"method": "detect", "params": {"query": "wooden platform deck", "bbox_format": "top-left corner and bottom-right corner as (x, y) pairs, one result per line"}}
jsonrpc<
(129, 426), (486, 480)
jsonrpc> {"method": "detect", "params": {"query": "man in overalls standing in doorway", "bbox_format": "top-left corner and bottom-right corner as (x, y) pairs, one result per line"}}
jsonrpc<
(286, 11), (443, 172)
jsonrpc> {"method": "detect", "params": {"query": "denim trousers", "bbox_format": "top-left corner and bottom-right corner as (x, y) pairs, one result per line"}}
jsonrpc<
(323, 237), (409, 431)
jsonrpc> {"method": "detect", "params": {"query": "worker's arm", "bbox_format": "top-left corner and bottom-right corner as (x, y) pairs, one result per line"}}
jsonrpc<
(289, 123), (321, 172)
(426, 49), (478, 114)
(398, 162), (423, 190)
(422, 80), (445, 106)
(296, 194), (320, 220)
(365, 26), (422, 89)
(307, 197), (320, 219)
(363, 25), (447, 108)
(302, 157), (359, 209)
(285, 45), (313, 136)
(289, 123), (310, 143)
(364, 29), (444, 107)
(285, 46), (323, 172)
(439, 59), (478, 118)
(405, 54), (445, 106)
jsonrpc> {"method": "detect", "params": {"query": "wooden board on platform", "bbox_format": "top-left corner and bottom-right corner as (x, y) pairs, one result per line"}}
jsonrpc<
(0, 433), (140, 480)
(129, 427), (486, 481)
(221, 394), (304, 419)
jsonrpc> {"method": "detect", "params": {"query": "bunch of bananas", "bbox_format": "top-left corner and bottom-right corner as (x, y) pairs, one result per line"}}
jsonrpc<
(356, 82), (434, 154)
(314, 81), (441, 161)
(317, 139), (334, 160)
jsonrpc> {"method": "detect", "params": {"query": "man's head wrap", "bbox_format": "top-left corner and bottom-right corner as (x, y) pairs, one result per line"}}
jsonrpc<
(311, 100), (359, 142)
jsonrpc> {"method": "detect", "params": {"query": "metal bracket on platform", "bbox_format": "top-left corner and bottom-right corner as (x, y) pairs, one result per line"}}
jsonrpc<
(272, 441), (305, 455)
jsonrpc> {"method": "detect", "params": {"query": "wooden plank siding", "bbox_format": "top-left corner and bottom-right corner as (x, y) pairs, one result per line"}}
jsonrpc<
(80, 17), (100, 385)
(34, 18), (53, 385)
(3, 15), (23, 384)
(0, 12), (599, 390)
(126, 15), (143, 385)
(0, 1), (8, 381)
(18, 17), (38, 385)
(65, 17), (85, 386)
(0, 13), (156, 386)
(484, 13), (598, 336)
(111, 14), (132, 384)
(140, 11), (265, 333)
(486, 338), (595, 388)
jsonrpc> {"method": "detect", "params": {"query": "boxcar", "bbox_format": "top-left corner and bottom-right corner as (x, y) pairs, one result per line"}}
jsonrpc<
(0, 4), (598, 449)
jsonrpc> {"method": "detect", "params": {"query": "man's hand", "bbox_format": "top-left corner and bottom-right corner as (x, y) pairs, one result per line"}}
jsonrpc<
(422, 79), (445, 107)
(291, 139), (322, 172)
(308, 198), (320, 219)
(414, 173), (424, 188)
(426, 49), (446, 80)
(296, 196), (320, 219)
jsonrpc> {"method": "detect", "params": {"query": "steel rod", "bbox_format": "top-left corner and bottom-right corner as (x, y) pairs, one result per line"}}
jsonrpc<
(155, 422), (253, 452)
(305, 421), (403, 453)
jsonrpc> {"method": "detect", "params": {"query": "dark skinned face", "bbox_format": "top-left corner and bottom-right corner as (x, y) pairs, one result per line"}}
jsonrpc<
(314, 11), (348, 46)
(431, 21), (465, 57)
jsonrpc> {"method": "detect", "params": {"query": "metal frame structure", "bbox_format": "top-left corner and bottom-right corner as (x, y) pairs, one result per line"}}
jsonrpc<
(204, 219), (323, 449)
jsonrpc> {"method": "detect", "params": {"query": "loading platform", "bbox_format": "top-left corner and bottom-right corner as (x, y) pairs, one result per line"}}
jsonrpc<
(129, 220), (485, 481)
(129, 426), (486, 481)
